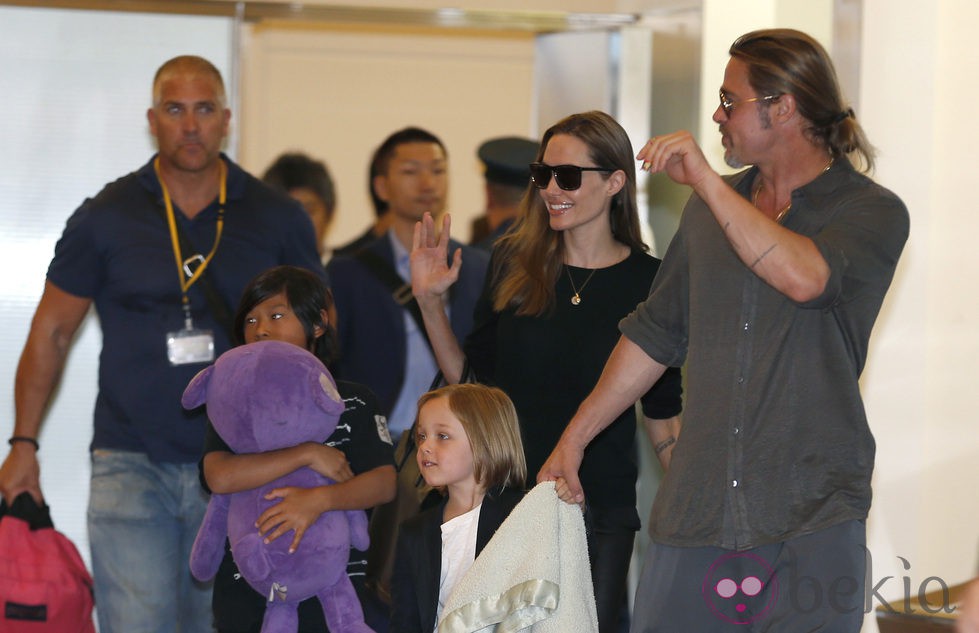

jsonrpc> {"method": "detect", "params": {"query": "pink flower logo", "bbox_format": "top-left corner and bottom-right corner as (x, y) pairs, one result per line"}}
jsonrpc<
(702, 552), (778, 624)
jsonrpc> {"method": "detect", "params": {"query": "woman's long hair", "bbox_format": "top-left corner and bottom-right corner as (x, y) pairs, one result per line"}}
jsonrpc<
(492, 111), (646, 316)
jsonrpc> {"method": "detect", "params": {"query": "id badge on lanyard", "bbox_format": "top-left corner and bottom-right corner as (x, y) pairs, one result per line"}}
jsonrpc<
(167, 307), (215, 365)
(156, 157), (225, 366)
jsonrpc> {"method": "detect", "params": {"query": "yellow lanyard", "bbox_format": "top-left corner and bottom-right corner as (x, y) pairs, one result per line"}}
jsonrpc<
(154, 157), (226, 323)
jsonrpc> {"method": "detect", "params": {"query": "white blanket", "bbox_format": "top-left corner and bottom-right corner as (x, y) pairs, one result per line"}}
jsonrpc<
(437, 482), (598, 633)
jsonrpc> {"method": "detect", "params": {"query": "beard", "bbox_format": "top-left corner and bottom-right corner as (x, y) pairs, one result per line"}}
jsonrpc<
(721, 106), (772, 169)
(720, 128), (745, 169)
(724, 149), (746, 169)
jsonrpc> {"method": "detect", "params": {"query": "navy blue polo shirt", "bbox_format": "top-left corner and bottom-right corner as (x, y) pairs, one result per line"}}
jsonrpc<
(47, 154), (325, 463)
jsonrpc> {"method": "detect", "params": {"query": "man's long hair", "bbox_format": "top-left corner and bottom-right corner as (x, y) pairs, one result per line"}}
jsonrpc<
(730, 29), (876, 172)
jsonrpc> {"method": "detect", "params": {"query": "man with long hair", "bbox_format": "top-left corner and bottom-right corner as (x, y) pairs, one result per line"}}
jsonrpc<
(541, 29), (909, 632)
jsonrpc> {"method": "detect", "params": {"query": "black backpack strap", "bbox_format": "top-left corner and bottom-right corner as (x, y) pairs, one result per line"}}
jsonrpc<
(354, 248), (432, 349)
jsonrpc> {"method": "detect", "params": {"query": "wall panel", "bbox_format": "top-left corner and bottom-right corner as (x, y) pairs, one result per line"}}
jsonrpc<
(239, 23), (537, 247)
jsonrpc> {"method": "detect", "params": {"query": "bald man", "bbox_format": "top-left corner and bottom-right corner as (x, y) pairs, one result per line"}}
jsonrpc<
(0, 55), (324, 633)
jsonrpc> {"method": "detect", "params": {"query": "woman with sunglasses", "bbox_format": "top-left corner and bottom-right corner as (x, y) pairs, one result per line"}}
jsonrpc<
(411, 110), (682, 633)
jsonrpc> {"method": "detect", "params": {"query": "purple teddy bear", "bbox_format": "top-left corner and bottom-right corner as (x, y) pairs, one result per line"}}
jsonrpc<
(182, 340), (373, 633)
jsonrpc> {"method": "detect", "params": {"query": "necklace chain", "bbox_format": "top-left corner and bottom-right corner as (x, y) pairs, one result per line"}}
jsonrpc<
(566, 265), (598, 306)
(752, 158), (834, 224)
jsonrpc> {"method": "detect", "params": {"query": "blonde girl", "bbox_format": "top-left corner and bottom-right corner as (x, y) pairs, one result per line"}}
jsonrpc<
(390, 384), (526, 633)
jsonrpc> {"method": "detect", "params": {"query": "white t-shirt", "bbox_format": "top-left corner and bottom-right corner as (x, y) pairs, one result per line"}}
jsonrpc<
(435, 504), (482, 630)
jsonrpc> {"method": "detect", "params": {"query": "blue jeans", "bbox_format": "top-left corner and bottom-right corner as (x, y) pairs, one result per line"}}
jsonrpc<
(88, 449), (214, 633)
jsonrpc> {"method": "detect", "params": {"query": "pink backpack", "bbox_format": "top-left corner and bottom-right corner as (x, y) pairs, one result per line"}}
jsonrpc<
(0, 493), (95, 632)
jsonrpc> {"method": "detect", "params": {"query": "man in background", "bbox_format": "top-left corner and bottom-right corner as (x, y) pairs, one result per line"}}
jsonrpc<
(469, 135), (538, 250)
(327, 127), (488, 440)
(0, 55), (324, 633)
(333, 158), (394, 258)
(326, 128), (488, 611)
(263, 151), (337, 262)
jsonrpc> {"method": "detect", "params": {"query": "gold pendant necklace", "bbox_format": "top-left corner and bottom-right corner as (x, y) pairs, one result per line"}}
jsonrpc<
(752, 180), (792, 222)
(752, 158), (834, 224)
(566, 265), (597, 306)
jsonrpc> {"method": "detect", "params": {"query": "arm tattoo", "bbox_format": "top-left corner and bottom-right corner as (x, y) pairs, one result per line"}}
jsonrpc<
(750, 244), (778, 269)
(654, 436), (676, 455)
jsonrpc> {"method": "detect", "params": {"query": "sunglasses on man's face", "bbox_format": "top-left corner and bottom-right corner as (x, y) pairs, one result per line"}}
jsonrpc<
(529, 162), (615, 191)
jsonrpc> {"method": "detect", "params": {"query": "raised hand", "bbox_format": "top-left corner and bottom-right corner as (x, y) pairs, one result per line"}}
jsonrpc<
(411, 212), (462, 308)
(636, 130), (715, 190)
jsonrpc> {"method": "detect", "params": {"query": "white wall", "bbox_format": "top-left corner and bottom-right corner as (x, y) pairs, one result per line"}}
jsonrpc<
(860, 0), (979, 625)
(238, 23), (537, 248)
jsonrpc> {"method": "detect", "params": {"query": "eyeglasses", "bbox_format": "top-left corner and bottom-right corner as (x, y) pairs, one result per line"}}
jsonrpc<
(529, 162), (615, 191)
(718, 90), (778, 117)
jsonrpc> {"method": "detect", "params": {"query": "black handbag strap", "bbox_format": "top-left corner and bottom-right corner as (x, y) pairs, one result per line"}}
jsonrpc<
(354, 248), (432, 349)
(354, 246), (477, 477)
(154, 203), (236, 343)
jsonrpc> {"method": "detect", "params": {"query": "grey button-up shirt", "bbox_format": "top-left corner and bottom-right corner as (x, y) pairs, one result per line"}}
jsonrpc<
(621, 159), (909, 550)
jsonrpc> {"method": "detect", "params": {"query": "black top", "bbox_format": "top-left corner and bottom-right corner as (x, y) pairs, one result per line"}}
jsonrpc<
(621, 160), (909, 549)
(464, 249), (683, 530)
(199, 380), (394, 632)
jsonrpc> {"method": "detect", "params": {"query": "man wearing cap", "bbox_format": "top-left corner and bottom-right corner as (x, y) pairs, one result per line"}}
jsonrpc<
(469, 136), (539, 250)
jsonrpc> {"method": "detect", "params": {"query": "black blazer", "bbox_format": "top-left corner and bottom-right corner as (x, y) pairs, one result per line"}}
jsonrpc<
(389, 487), (524, 633)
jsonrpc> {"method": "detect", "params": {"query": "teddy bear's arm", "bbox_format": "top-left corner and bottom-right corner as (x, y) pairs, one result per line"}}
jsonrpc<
(189, 493), (231, 581)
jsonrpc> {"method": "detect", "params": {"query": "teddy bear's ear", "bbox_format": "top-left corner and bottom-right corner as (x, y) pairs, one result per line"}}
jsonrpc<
(181, 365), (215, 409)
(315, 372), (344, 414)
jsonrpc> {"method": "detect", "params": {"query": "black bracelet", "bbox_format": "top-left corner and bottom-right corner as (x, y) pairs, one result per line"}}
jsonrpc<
(8, 436), (39, 451)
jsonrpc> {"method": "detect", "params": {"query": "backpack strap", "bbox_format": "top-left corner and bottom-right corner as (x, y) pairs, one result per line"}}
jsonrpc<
(354, 248), (432, 349)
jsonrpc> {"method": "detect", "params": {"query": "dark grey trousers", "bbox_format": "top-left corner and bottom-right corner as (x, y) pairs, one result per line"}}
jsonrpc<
(630, 520), (866, 632)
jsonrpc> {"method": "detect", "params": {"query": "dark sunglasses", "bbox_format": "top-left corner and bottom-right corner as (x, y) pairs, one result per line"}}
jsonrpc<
(529, 162), (615, 191)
